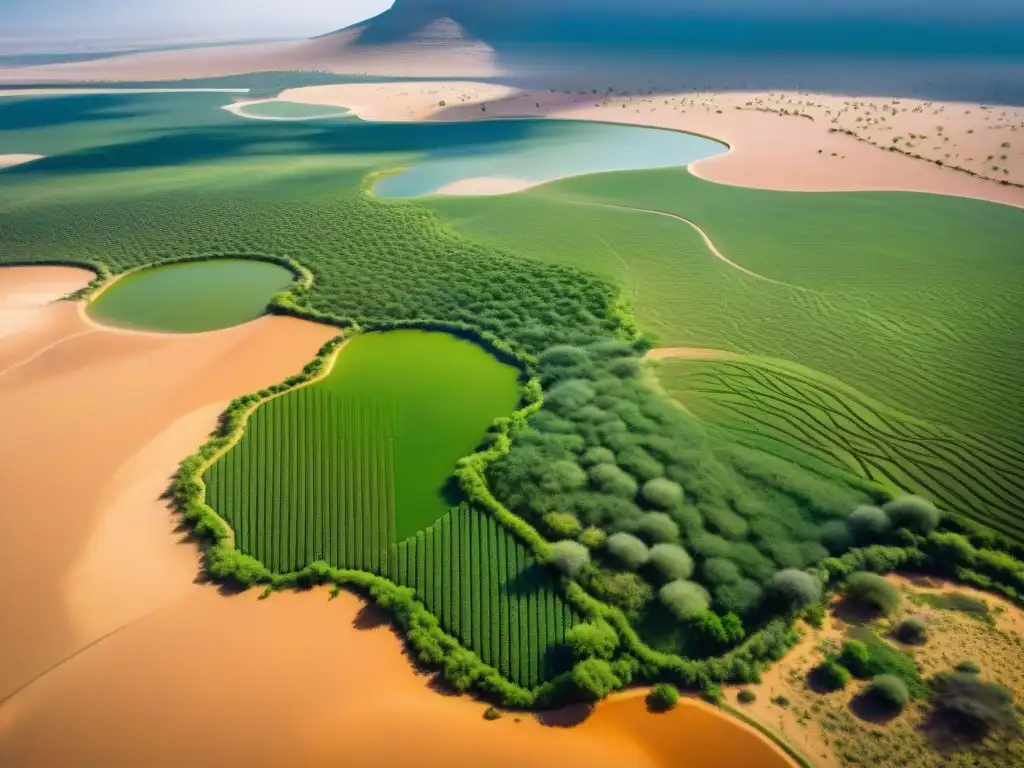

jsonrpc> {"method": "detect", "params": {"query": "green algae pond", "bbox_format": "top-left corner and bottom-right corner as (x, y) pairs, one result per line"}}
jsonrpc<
(204, 329), (522, 573)
(88, 258), (295, 333)
(232, 100), (354, 120)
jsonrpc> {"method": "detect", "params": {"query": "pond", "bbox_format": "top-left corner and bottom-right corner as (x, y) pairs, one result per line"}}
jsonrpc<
(372, 119), (727, 198)
(88, 258), (294, 333)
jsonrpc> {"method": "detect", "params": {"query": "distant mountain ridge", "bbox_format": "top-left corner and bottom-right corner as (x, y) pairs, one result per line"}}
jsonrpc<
(336, 0), (1024, 58)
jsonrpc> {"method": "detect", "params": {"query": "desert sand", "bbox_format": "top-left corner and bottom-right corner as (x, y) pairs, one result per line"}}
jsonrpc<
(0, 154), (45, 169)
(0, 267), (797, 767)
(276, 81), (1024, 208)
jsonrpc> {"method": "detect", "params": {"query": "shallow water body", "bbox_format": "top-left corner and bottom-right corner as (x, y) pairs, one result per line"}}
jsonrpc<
(88, 258), (294, 333)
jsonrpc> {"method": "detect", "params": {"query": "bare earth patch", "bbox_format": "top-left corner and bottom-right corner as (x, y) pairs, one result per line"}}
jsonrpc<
(0, 154), (45, 169)
(433, 176), (536, 196)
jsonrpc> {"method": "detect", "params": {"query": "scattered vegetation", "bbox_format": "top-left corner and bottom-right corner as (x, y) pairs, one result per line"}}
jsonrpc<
(647, 682), (680, 711)
(895, 616), (928, 645)
(865, 674), (911, 714)
(844, 572), (902, 616)
(928, 672), (1020, 743)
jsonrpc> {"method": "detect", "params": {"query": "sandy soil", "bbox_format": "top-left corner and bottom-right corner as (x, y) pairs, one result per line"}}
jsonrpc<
(0, 265), (92, 343)
(276, 81), (1024, 208)
(0, 270), (339, 702)
(645, 347), (739, 362)
(0, 154), (45, 169)
(433, 176), (534, 195)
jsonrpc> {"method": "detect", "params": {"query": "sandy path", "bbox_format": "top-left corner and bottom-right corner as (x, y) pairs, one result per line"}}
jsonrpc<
(0, 273), (338, 702)
(644, 347), (740, 362)
(276, 81), (1024, 209)
(0, 154), (45, 169)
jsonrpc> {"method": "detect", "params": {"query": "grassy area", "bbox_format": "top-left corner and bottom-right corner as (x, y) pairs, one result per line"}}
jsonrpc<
(205, 330), (522, 561)
(89, 257), (294, 332)
(394, 504), (580, 686)
(423, 169), (1024, 538)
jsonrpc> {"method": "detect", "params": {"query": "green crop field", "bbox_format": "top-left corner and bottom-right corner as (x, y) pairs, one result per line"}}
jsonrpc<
(393, 504), (580, 686)
(204, 329), (521, 571)
(424, 169), (1024, 535)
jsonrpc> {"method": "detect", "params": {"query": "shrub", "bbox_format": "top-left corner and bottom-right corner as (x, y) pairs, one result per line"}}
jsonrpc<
(571, 658), (622, 701)
(839, 636), (925, 697)
(929, 672), (1020, 741)
(483, 706), (501, 720)
(714, 579), (764, 616)
(647, 682), (680, 711)
(543, 511), (582, 539)
(589, 570), (653, 618)
(606, 532), (650, 569)
(703, 557), (742, 586)
(955, 661), (981, 674)
(578, 526), (608, 549)
(884, 495), (941, 535)
(737, 689), (757, 704)
(565, 621), (619, 660)
(549, 540), (591, 577)
(580, 446), (616, 466)
(895, 616), (928, 645)
(648, 543), (694, 580)
(660, 579), (711, 619)
(772, 695), (790, 707)
(634, 511), (679, 543)
(845, 572), (901, 615)
(819, 519), (854, 554)
(770, 569), (822, 612)
(641, 478), (684, 509)
(816, 660), (852, 691)
(702, 683), (724, 705)
(542, 460), (588, 493)
(589, 462), (638, 497)
(867, 675), (910, 713)
(848, 505), (890, 543)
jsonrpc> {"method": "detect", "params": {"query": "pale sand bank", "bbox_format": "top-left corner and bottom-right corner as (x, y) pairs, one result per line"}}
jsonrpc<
(0, 154), (45, 169)
(645, 347), (740, 362)
(0, 274), (338, 701)
(276, 81), (1024, 208)
(0, 266), (92, 341)
(433, 176), (535, 196)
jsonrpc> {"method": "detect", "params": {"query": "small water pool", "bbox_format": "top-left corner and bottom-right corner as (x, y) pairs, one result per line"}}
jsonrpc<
(373, 119), (727, 198)
(232, 101), (353, 120)
(88, 258), (295, 333)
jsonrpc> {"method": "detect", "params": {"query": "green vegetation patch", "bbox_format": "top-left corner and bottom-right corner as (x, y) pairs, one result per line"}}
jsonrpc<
(205, 329), (521, 568)
(88, 257), (294, 332)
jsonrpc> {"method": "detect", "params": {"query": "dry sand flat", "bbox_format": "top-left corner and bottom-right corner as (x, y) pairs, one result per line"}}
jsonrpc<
(0, 273), (338, 703)
(276, 81), (1024, 208)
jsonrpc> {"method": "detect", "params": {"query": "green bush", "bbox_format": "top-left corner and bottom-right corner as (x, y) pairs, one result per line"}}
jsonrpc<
(737, 689), (757, 704)
(589, 462), (638, 497)
(844, 572), (901, 615)
(895, 616), (928, 645)
(839, 636), (925, 697)
(883, 495), (941, 535)
(848, 505), (890, 543)
(588, 569), (653, 618)
(548, 540), (591, 577)
(955, 661), (981, 674)
(565, 621), (619, 660)
(647, 682), (680, 711)
(571, 658), (622, 701)
(634, 511), (680, 543)
(816, 660), (852, 692)
(578, 526), (608, 549)
(660, 579), (711, 619)
(648, 543), (694, 580)
(702, 683), (724, 705)
(867, 674), (910, 713)
(483, 706), (502, 720)
(543, 511), (583, 539)
(770, 569), (822, 612)
(703, 557), (742, 586)
(606, 532), (650, 569)
(641, 478), (684, 509)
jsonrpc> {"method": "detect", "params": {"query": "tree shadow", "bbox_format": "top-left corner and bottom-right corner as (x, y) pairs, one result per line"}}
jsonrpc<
(352, 601), (390, 630)
(536, 702), (595, 728)
(805, 665), (842, 695)
(849, 690), (902, 725)
(833, 595), (886, 626)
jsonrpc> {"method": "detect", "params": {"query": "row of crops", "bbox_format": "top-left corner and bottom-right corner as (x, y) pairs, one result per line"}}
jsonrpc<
(392, 504), (580, 688)
(205, 388), (398, 574)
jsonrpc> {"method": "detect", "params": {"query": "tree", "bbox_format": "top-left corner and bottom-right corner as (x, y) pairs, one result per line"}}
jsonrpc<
(565, 621), (619, 660)
(848, 505), (890, 543)
(543, 511), (582, 539)
(770, 569), (822, 612)
(845, 572), (901, 615)
(883, 495), (941, 535)
(549, 540), (590, 577)
(634, 511), (679, 543)
(660, 579), (711, 619)
(647, 683), (680, 711)
(648, 543), (694, 580)
(867, 675), (910, 713)
(578, 526), (607, 549)
(816, 660), (852, 691)
(819, 519), (853, 554)
(571, 658), (621, 701)
(606, 532), (650, 569)
(641, 478), (684, 509)
(896, 616), (928, 645)
(589, 462), (639, 498)
(589, 570), (653, 618)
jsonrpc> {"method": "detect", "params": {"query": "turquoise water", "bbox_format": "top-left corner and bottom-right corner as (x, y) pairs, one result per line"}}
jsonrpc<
(373, 119), (727, 198)
(233, 101), (353, 120)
